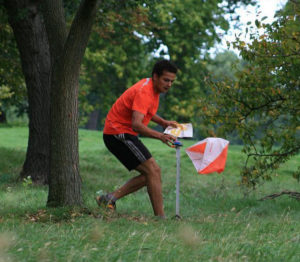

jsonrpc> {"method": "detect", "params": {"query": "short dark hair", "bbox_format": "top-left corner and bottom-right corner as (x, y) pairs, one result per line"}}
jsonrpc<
(152, 60), (178, 77)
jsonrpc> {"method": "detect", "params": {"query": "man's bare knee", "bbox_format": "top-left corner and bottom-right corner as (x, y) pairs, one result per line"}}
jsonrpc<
(150, 162), (161, 175)
(150, 171), (162, 183)
(136, 157), (161, 175)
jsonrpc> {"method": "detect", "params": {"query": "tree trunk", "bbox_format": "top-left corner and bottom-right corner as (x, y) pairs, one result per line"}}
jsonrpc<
(85, 109), (100, 130)
(46, 0), (100, 206)
(5, 0), (100, 204)
(0, 109), (7, 123)
(4, 0), (51, 185)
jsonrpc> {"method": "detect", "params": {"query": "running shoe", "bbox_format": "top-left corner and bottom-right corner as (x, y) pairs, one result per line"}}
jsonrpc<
(96, 194), (116, 210)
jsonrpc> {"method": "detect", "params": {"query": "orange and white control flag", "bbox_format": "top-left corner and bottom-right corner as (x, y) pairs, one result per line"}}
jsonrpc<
(185, 138), (229, 174)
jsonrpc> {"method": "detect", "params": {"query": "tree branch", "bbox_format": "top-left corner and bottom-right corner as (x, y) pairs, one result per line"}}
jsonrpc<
(260, 190), (300, 201)
(248, 146), (300, 158)
(41, 0), (67, 64)
(62, 0), (100, 76)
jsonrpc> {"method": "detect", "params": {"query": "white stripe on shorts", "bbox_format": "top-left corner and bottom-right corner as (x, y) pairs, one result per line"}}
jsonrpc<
(114, 134), (147, 163)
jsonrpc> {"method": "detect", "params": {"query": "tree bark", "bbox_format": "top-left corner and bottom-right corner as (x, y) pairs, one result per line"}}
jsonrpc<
(4, 0), (51, 185)
(0, 109), (7, 123)
(85, 110), (100, 130)
(5, 0), (100, 205)
(46, 0), (100, 206)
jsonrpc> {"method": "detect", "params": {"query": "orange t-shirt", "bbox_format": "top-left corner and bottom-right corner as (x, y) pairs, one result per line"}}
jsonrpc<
(103, 78), (159, 136)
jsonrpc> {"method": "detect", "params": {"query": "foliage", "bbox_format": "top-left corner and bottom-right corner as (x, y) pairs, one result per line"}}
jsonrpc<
(145, 0), (256, 136)
(22, 176), (32, 188)
(201, 0), (300, 187)
(79, 0), (256, 129)
(80, 1), (155, 127)
(1, 0), (257, 127)
(1, 0), (256, 127)
(207, 50), (247, 81)
(0, 86), (13, 106)
(0, 5), (26, 117)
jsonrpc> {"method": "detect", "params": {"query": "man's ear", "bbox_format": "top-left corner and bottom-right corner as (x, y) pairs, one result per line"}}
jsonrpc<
(153, 73), (158, 81)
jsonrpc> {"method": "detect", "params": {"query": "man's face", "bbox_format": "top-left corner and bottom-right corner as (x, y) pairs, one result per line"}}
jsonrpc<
(153, 71), (176, 94)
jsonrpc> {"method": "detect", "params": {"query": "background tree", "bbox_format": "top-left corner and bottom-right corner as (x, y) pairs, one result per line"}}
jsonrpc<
(207, 51), (246, 81)
(80, 0), (256, 135)
(4, 0), (51, 184)
(146, 0), (255, 131)
(201, 0), (300, 188)
(80, 2), (155, 129)
(0, 5), (26, 123)
(4, 0), (100, 205)
(205, 50), (247, 144)
(42, 0), (100, 206)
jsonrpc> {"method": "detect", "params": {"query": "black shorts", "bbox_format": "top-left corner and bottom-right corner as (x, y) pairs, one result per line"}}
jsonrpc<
(103, 133), (152, 171)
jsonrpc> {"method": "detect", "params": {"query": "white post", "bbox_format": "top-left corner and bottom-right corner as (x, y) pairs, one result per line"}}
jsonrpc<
(175, 145), (181, 218)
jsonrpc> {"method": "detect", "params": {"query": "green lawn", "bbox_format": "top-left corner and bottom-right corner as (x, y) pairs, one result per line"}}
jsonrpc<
(0, 126), (300, 261)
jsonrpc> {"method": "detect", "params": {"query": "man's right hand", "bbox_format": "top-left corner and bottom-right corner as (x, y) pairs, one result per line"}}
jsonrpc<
(160, 133), (176, 147)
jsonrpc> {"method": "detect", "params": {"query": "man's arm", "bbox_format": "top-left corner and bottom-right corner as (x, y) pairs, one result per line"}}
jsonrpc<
(151, 114), (178, 129)
(132, 111), (176, 146)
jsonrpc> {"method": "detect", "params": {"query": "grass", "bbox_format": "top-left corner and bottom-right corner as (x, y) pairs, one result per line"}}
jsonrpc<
(0, 126), (300, 261)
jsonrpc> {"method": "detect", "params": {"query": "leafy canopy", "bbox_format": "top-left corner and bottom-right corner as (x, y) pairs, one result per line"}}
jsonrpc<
(201, 0), (300, 187)
(0, 5), (26, 114)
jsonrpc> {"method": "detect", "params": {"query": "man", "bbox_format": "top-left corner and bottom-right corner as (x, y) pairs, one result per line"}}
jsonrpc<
(97, 60), (178, 218)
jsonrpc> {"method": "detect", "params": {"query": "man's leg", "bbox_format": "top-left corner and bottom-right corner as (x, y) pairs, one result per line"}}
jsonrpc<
(136, 158), (164, 217)
(109, 157), (164, 217)
(111, 174), (147, 199)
